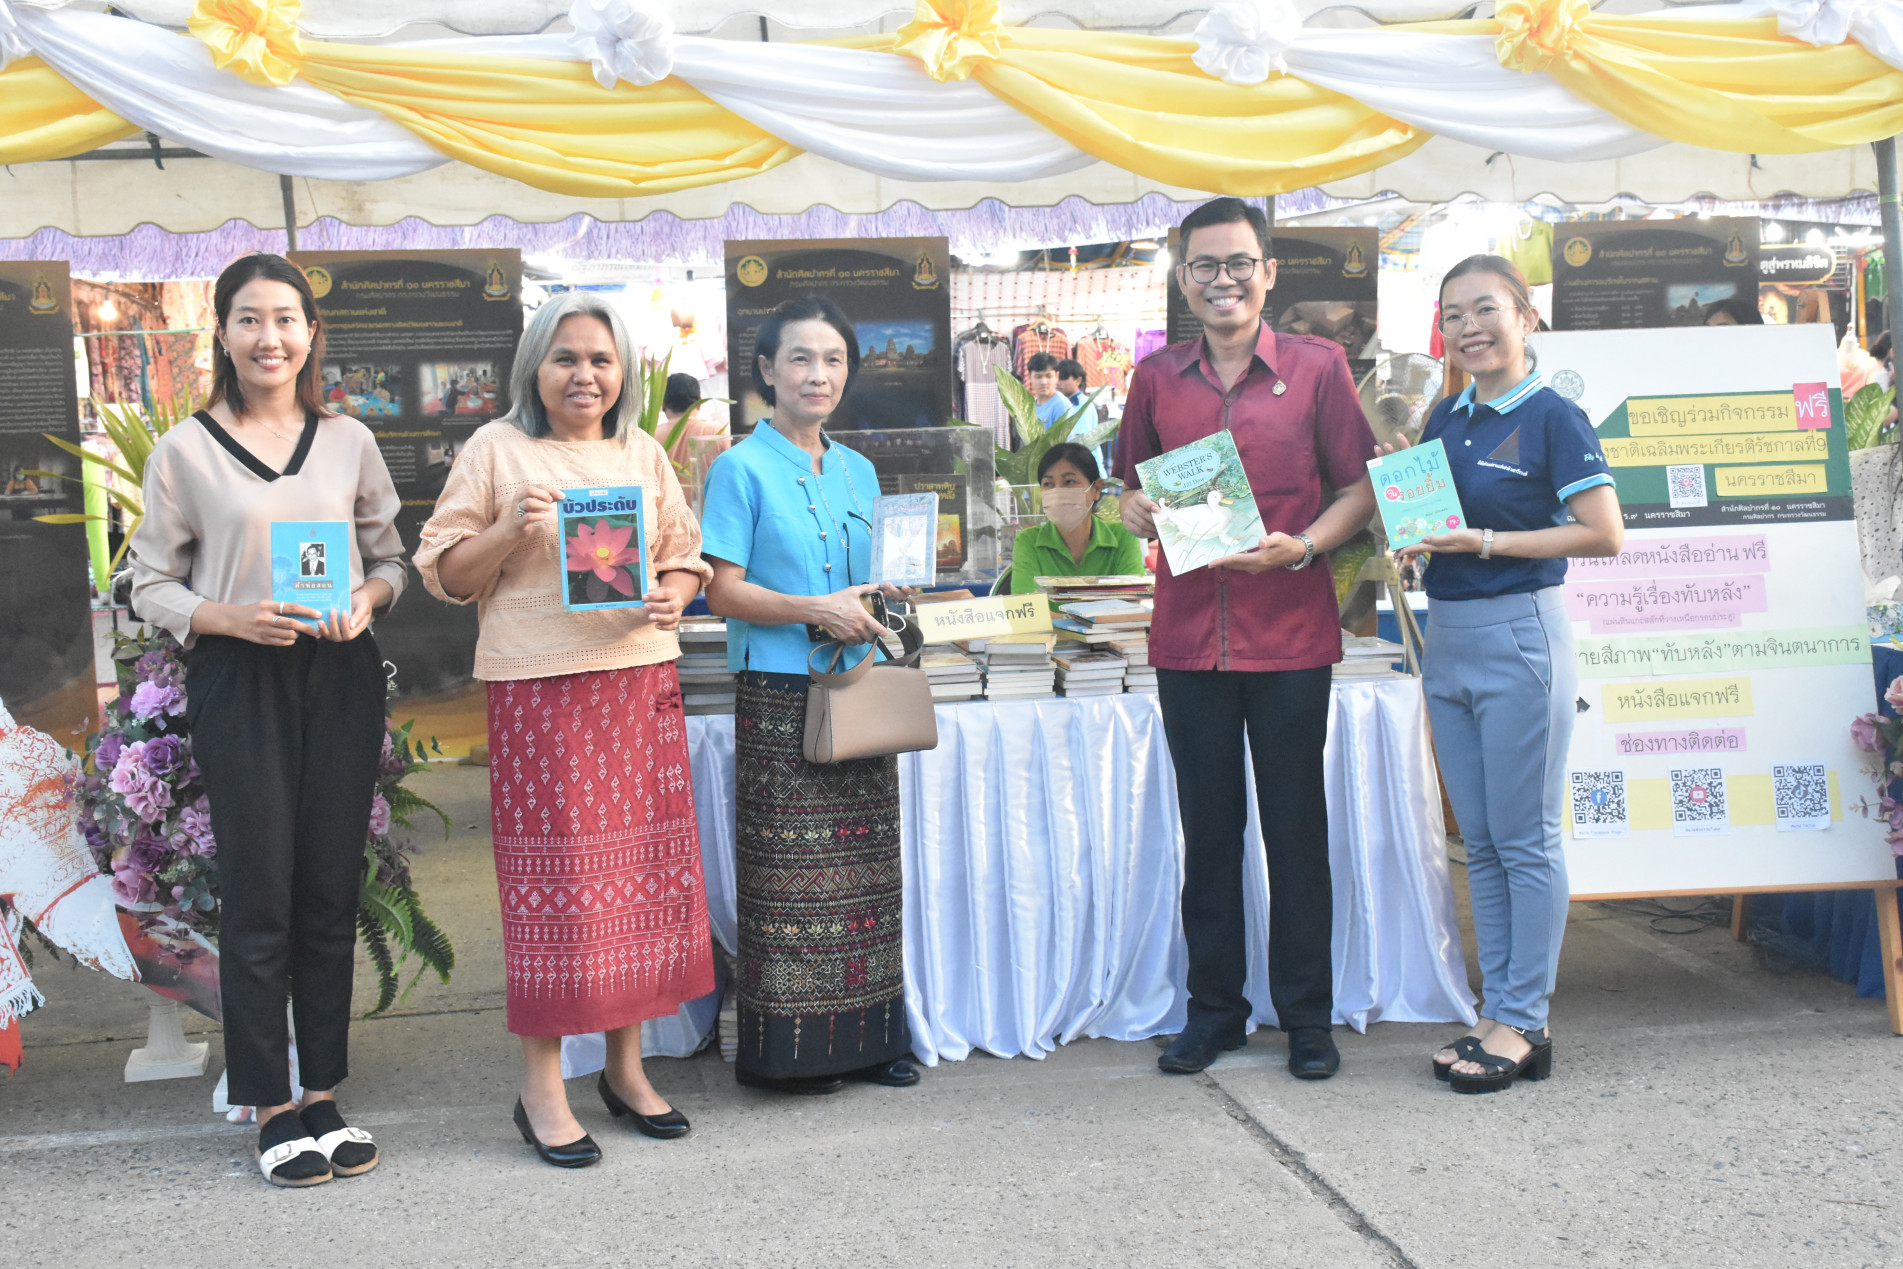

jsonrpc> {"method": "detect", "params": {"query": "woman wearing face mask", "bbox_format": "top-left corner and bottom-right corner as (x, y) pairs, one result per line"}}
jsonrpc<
(1384, 255), (1623, 1094)
(1009, 442), (1146, 592)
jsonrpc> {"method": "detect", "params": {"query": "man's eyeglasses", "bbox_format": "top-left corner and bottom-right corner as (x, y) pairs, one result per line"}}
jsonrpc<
(1437, 303), (1514, 334)
(1183, 256), (1266, 285)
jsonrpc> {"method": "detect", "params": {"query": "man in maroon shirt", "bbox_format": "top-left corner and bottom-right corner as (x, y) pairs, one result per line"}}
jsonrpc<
(1116, 198), (1377, 1080)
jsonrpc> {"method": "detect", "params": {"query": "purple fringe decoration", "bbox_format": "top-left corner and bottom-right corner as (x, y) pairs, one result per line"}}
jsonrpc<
(0, 191), (1349, 281)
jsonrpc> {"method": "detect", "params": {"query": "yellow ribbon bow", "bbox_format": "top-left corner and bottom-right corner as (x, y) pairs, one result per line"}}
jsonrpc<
(1494, 0), (1590, 74)
(893, 0), (1005, 83)
(189, 0), (305, 87)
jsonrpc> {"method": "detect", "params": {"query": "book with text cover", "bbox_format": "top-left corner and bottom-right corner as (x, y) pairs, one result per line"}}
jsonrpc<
(1366, 439), (1466, 551)
(871, 492), (939, 587)
(1134, 429), (1265, 574)
(558, 485), (649, 611)
(271, 520), (350, 622)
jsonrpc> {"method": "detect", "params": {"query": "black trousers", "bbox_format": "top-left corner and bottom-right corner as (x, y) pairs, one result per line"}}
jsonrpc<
(187, 632), (385, 1107)
(1156, 665), (1335, 1034)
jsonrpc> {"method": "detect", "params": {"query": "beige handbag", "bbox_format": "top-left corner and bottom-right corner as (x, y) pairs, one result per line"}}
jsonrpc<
(802, 616), (939, 764)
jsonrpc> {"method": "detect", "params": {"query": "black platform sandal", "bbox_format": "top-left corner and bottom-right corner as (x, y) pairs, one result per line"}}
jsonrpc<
(1431, 1035), (1486, 1082)
(300, 1101), (379, 1177)
(1446, 1026), (1553, 1094)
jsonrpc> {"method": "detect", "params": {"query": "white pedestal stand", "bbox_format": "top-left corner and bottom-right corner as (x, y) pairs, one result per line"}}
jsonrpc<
(124, 995), (209, 1081)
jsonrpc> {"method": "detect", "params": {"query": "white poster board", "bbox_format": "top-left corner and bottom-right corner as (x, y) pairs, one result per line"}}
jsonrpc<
(1536, 325), (1895, 896)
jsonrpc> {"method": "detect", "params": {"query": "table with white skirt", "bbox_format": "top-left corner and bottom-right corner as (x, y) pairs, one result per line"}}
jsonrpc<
(561, 675), (1476, 1076)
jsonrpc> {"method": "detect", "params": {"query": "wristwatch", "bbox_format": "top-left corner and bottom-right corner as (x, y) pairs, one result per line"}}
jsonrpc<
(1479, 528), (1495, 559)
(1288, 532), (1316, 571)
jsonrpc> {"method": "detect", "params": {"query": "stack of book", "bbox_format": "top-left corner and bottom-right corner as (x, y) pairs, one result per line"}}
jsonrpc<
(1338, 635), (1408, 678)
(1110, 632), (1157, 694)
(1041, 576), (1156, 656)
(1053, 648), (1128, 698)
(961, 632), (1057, 700)
(920, 648), (983, 703)
(676, 618), (737, 714)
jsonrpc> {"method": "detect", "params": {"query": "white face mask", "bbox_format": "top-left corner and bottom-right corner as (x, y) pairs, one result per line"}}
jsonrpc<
(1042, 485), (1094, 532)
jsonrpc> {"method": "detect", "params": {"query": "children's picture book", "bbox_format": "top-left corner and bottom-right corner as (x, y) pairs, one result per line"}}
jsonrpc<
(1366, 439), (1466, 551)
(271, 520), (350, 622)
(871, 492), (939, 587)
(1133, 429), (1265, 574)
(558, 485), (649, 610)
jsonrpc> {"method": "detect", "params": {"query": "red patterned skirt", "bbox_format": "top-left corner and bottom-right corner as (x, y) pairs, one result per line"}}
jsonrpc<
(487, 662), (713, 1037)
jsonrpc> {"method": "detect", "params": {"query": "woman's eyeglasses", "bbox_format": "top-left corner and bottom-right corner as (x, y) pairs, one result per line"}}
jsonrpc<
(1438, 303), (1514, 334)
(1183, 256), (1266, 284)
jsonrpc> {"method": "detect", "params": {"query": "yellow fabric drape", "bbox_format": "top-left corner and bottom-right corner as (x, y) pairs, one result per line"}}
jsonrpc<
(852, 28), (1428, 195)
(291, 43), (798, 199)
(0, 57), (137, 167)
(1459, 11), (1903, 155)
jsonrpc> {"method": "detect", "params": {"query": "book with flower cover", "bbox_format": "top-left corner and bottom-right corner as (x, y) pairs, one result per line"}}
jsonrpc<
(558, 485), (649, 611)
(1134, 429), (1265, 574)
(271, 520), (350, 620)
(1365, 438), (1466, 551)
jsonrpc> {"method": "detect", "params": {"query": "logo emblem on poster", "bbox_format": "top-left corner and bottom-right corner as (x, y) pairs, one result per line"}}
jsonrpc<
(1340, 243), (1368, 278)
(736, 256), (769, 288)
(1549, 369), (1585, 401)
(912, 250), (940, 290)
(27, 274), (59, 314)
(1723, 232), (1748, 266)
(483, 262), (512, 301)
(1563, 238), (1592, 268)
(304, 266), (333, 298)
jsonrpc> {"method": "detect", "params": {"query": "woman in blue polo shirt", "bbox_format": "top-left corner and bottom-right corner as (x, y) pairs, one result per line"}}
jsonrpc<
(701, 295), (919, 1097)
(1395, 255), (1624, 1094)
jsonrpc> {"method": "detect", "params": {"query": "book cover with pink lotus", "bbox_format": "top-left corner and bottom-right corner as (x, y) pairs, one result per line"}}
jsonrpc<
(558, 485), (649, 612)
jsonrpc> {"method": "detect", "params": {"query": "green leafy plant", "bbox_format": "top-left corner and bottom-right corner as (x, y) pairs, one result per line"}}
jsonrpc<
(1846, 381), (1898, 451)
(627, 351), (732, 480)
(970, 367), (1107, 487)
(360, 715), (454, 1017)
(1331, 531), (1381, 609)
(26, 395), (197, 575)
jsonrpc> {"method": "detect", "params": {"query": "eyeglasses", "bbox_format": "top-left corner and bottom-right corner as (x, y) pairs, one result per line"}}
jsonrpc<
(1437, 303), (1516, 334)
(1183, 256), (1266, 284)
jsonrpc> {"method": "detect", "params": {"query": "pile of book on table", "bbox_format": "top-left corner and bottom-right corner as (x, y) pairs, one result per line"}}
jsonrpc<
(958, 632), (1057, 700)
(919, 647), (983, 703)
(1038, 574), (1155, 695)
(676, 618), (737, 714)
(1338, 634), (1408, 678)
(1052, 647), (1126, 697)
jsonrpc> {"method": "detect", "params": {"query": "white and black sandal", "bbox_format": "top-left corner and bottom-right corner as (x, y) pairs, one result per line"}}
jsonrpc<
(257, 1108), (332, 1188)
(300, 1101), (379, 1177)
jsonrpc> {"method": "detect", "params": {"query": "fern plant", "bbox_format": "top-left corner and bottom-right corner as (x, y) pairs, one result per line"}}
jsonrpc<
(360, 715), (455, 1017)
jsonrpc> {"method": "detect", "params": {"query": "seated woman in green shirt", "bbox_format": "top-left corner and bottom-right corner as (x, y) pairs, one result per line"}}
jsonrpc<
(1009, 442), (1148, 593)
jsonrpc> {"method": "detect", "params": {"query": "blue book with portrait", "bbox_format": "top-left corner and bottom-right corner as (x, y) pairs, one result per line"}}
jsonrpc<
(271, 520), (351, 620)
(558, 485), (650, 611)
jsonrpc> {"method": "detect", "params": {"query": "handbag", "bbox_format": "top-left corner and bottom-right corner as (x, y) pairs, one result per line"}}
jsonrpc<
(802, 613), (939, 763)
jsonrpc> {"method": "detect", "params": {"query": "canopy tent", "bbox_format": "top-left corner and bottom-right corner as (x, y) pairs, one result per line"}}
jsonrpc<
(1, 0), (1900, 243)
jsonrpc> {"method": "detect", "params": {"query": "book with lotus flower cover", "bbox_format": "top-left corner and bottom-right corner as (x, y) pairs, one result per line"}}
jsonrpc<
(558, 485), (650, 611)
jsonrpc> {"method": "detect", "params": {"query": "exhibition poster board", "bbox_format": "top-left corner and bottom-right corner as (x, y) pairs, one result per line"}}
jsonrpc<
(1550, 217), (1760, 330)
(725, 238), (952, 434)
(1541, 325), (1894, 896)
(1166, 227), (1378, 376)
(845, 426), (1001, 584)
(291, 249), (524, 755)
(0, 262), (93, 748)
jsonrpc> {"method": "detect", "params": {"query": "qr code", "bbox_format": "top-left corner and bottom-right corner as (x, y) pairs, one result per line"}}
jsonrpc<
(1667, 464), (1708, 509)
(1570, 769), (1629, 837)
(1669, 766), (1728, 833)
(1772, 762), (1830, 831)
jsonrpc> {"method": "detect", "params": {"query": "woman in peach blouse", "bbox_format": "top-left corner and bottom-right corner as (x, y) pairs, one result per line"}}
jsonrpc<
(415, 292), (713, 1168)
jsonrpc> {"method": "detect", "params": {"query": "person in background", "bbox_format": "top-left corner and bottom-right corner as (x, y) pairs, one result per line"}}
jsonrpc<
(1117, 197), (1378, 1082)
(129, 252), (406, 1187)
(415, 291), (715, 1168)
(1703, 299), (1763, 326)
(1025, 351), (1071, 429)
(700, 295), (920, 1096)
(662, 370), (731, 468)
(1394, 254), (1623, 1094)
(1009, 442), (1145, 593)
(1056, 358), (1089, 407)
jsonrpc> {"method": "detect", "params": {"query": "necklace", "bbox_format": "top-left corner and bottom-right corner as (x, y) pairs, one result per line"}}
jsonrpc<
(238, 413), (299, 443)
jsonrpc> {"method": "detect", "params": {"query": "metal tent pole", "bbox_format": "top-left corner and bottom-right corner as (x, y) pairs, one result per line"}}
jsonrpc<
(1878, 137), (1903, 341)
(280, 173), (299, 253)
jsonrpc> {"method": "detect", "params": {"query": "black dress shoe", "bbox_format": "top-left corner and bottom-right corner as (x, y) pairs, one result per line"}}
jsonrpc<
(734, 1065), (846, 1095)
(513, 1099), (602, 1168)
(844, 1059), (920, 1087)
(1157, 1026), (1246, 1074)
(1287, 1027), (1340, 1080)
(597, 1073), (690, 1139)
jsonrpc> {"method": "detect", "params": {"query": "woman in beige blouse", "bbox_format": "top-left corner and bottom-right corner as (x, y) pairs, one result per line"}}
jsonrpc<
(129, 253), (406, 1188)
(416, 291), (714, 1169)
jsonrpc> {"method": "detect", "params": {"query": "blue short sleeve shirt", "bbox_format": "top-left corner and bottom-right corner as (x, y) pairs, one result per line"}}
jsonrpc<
(699, 422), (880, 674)
(1420, 372), (1615, 601)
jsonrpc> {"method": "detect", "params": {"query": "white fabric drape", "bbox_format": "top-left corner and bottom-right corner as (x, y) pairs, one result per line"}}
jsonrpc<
(562, 679), (1473, 1076)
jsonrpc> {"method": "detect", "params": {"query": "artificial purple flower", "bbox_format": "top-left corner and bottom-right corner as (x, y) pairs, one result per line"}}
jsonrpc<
(110, 838), (162, 906)
(95, 731), (125, 770)
(1887, 677), (1903, 713)
(110, 744), (174, 823)
(142, 734), (186, 778)
(368, 793), (392, 837)
(128, 680), (185, 721)
(179, 798), (216, 857)
(1851, 713), (1883, 754)
(378, 730), (405, 775)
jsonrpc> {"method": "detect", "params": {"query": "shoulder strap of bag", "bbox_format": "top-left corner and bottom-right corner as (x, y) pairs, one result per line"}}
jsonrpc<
(807, 615), (924, 688)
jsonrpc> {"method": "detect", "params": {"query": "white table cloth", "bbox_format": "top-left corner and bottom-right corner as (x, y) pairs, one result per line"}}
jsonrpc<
(563, 675), (1474, 1075)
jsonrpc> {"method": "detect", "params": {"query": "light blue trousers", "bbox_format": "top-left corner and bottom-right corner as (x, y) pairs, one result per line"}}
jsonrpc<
(1423, 586), (1576, 1032)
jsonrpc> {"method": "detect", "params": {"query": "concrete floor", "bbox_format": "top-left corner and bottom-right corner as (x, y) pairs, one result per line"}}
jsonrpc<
(4, 766), (1898, 1267)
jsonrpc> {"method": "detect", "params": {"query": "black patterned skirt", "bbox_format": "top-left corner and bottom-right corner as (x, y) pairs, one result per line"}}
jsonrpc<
(732, 670), (910, 1078)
